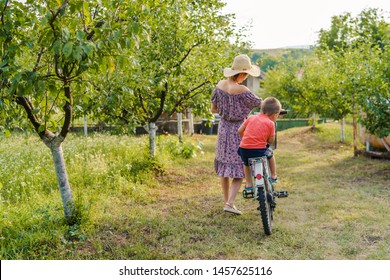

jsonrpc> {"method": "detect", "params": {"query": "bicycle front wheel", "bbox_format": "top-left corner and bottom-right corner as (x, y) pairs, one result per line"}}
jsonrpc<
(258, 186), (272, 235)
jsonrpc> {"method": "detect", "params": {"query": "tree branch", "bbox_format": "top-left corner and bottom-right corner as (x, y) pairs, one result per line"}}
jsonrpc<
(137, 90), (149, 116)
(33, 47), (46, 72)
(86, 20), (105, 40)
(49, 0), (69, 37)
(150, 82), (167, 123)
(1, 0), (9, 26)
(54, 55), (63, 79)
(168, 81), (210, 116)
(60, 83), (72, 138)
(173, 42), (200, 69)
(15, 95), (41, 133)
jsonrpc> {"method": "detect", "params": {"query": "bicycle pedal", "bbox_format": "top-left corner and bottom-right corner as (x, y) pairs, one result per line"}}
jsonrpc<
(242, 188), (254, 199)
(274, 191), (288, 198)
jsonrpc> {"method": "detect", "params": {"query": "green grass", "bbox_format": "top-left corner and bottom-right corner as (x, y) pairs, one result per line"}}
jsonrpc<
(0, 123), (389, 260)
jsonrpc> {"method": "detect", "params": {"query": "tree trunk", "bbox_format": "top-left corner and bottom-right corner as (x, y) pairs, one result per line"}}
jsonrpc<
(44, 136), (74, 223)
(177, 112), (183, 142)
(311, 113), (316, 129)
(353, 110), (358, 156)
(189, 108), (194, 136)
(352, 94), (358, 157)
(148, 122), (157, 157)
(340, 117), (345, 143)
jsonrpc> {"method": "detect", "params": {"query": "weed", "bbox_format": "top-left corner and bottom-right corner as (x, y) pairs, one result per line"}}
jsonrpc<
(159, 135), (203, 159)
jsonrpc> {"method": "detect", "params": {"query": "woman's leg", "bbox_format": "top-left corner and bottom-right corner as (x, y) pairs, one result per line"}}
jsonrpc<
(227, 178), (243, 206)
(220, 177), (230, 204)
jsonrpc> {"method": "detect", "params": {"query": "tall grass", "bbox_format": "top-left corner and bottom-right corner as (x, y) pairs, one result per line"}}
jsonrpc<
(1, 123), (389, 260)
(0, 132), (199, 259)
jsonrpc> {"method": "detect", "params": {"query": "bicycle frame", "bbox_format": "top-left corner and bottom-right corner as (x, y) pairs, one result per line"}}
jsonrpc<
(249, 157), (273, 198)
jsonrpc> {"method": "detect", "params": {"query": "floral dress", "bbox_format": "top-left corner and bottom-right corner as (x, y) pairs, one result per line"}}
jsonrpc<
(211, 87), (262, 178)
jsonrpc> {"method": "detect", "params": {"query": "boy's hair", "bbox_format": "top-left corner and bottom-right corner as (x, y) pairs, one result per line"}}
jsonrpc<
(261, 97), (281, 116)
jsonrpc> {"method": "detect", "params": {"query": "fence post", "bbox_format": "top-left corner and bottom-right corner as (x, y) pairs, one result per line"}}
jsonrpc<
(189, 108), (194, 136)
(83, 115), (88, 137)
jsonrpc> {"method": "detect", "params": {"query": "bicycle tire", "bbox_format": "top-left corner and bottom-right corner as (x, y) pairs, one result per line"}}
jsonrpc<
(258, 185), (272, 235)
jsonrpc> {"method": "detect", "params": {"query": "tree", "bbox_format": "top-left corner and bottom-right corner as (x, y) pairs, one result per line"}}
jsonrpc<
(352, 10), (389, 140)
(317, 13), (354, 52)
(0, 0), (143, 223)
(262, 54), (313, 118)
(86, 0), (245, 157)
(317, 8), (389, 148)
(264, 9), (389, 147)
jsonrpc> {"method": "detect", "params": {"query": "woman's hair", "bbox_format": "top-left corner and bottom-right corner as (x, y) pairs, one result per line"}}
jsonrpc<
(229, 72), (248, 82)
(261, 97), (281, 116)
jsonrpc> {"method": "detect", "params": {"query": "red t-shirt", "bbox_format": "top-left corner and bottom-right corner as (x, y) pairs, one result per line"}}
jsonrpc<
(239, 114), (275, 149)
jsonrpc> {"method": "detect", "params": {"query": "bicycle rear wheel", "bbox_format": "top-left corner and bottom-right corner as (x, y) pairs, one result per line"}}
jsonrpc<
(258, 185), (272, 235)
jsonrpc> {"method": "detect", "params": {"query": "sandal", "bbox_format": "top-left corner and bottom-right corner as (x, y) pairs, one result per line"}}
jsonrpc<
(223, 203), (242, 215)
(269, 177), (278, 183)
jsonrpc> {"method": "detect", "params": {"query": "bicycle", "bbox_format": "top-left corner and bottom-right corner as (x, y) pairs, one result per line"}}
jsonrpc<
(242, 109), (289, 235)
(242, 157), (288, 235)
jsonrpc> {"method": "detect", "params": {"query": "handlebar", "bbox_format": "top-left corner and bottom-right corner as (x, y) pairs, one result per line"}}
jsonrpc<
(279, 110), (288, 115)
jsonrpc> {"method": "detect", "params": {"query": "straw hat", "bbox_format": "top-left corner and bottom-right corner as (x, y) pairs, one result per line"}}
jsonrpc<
(223, 54), (260, 77)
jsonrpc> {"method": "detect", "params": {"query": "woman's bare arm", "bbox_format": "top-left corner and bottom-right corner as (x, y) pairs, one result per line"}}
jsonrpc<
(211, 102), (218, 113)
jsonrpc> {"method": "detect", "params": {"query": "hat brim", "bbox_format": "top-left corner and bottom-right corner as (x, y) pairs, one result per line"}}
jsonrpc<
(223, 65), (261, 77)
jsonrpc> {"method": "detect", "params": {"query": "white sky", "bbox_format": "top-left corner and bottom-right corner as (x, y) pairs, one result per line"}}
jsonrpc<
(222, 0), (390, 49)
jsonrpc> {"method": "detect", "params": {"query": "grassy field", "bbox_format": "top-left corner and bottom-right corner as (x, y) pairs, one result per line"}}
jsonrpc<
(0, 122), (389, 260)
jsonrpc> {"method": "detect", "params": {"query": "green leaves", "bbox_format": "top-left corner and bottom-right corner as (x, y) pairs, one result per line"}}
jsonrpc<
(63, 42), (73, 58)
(265, 8), (389, 140)
(131, 22), (140, 35)
(1, 0), (242, 139)
(84, 0), (238, 127)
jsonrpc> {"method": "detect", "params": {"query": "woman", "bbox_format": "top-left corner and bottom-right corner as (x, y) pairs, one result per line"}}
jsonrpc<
(211, 54), (262, 215)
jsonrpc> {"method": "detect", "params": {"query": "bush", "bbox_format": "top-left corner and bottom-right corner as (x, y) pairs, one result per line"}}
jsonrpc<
(160, 136), (203, 159)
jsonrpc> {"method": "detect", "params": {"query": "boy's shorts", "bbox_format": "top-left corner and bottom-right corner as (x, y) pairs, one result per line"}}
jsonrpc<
(237, 145), (273, 166)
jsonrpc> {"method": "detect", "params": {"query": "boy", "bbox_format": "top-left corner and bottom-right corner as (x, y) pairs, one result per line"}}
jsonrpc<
(237, 97), (282, 189)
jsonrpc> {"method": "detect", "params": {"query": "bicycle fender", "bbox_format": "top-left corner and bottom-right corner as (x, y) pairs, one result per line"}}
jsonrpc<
(249, 157), (265, 187)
